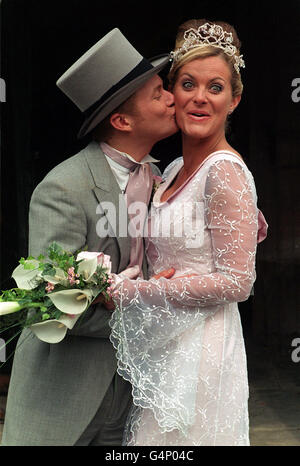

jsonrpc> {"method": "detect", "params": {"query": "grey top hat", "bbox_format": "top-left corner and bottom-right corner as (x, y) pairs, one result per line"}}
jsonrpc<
(56, 28), (170, 138)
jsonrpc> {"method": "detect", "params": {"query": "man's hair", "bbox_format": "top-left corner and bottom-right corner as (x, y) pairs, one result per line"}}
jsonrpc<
(92, 91), (140, 142)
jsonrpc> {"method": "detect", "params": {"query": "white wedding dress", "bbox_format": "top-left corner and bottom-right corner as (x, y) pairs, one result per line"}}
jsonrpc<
(110, 151), (266, 446)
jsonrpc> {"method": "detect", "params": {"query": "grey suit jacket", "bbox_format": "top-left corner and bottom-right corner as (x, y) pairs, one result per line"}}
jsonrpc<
(1, 142), (160, 445)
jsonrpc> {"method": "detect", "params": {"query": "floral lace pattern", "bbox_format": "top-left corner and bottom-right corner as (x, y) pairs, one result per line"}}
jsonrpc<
(110, 151), (263, 446)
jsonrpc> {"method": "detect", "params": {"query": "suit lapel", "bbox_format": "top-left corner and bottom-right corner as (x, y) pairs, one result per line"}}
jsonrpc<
(84, 142), (131, 272)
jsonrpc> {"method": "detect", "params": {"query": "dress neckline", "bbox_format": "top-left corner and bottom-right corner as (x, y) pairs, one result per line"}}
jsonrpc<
(154, 150), (244, 206)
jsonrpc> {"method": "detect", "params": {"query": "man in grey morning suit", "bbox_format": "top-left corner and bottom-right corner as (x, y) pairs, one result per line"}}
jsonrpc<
(1, 28), (177, 446)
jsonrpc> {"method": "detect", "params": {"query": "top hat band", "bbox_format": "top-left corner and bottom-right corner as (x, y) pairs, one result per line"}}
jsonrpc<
(83, 58), (153, 119)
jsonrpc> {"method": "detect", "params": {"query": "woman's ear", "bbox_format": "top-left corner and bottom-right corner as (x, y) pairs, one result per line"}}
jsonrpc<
(229, 95), (241, 114)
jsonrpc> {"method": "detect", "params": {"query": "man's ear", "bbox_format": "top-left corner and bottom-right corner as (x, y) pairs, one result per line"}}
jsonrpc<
(110, 113), (132, 132)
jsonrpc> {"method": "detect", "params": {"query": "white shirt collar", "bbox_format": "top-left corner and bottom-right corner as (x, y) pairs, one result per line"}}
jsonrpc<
(101, 142), (159, 192)
(102, 142), (159, 165)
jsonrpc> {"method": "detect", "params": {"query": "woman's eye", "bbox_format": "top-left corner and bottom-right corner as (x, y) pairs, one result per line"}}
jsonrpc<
(210, 83), (223, 93)
(182, 80), (194, 90)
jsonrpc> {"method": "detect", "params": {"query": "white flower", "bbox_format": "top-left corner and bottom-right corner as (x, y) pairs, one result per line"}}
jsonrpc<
(78, 251), (112, 271)
(77, 257), (98, 283)
(47, 288), (94, 315)
(43, 267), (68, 286)
(29, 288), (95, 343)
(76, 251), (101, 262)
(30, 313), (81, 344)
(0, 301), (22, 315)
(11, 260), (41, 290)
(76, 251), (112, 282)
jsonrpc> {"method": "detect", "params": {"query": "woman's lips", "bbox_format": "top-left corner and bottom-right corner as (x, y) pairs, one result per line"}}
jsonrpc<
(187, 111), (210, 121)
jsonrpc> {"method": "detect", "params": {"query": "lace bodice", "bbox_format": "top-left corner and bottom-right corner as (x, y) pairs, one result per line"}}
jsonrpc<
(147, 151), (258, 301)
(109, 151), (267, 446)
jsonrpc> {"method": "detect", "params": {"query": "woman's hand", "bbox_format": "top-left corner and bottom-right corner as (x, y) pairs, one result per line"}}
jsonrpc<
(92, 267), (176, 310)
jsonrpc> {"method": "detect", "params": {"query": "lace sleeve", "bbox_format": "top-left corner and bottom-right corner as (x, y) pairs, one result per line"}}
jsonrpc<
(113, 159), (258, 309)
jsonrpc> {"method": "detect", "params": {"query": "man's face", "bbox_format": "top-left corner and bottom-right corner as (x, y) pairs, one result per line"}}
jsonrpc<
(129, 75), (178, 144)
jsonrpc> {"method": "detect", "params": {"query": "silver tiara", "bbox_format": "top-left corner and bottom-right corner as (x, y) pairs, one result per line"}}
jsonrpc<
(170, 23), (245, 74)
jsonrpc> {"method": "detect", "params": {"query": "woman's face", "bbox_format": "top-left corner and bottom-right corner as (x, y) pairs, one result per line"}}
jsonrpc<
(172, 55), (240, 142)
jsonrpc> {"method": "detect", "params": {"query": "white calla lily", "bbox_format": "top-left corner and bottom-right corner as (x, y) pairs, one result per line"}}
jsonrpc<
(77, 251), (112, 275)
(43, 267), (68, 285)
(47, 289), (94, 315)
(30, 313), (81, 344)
(76, 251), (100, 262)
(12, 260), (41, 290)
(0, 301), (22, 315)
(77, 257), (98, 283)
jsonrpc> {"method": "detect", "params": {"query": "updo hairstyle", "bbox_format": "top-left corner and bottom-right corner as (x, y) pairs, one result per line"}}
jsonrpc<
(168, 19), (244, 97)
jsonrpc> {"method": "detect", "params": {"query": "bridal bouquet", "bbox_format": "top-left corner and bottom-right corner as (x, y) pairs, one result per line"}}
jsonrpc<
(0, 243), (113, 348)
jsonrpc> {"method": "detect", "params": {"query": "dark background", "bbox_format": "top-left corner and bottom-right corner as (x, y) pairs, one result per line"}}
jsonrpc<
(1, 0), (300, 373)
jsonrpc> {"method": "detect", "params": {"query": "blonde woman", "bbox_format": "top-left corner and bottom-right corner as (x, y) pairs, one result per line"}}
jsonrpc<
(109, 19), (268, 446)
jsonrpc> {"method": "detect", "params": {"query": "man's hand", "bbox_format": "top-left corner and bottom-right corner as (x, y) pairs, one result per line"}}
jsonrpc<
(92, 293), (115, 310)
(92, 266), (141, 310)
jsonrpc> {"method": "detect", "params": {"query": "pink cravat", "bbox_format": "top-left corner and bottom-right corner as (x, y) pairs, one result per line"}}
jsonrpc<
(100, 142), (154, 277)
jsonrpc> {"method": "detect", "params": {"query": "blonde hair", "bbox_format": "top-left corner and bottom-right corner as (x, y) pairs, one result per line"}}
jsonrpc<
(168, 19), (244, 97)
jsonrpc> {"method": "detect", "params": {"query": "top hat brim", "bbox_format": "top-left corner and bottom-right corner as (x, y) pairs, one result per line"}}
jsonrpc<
(77, 54), (170, 139)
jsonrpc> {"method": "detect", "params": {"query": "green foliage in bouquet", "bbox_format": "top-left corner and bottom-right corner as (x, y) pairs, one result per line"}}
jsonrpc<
(0, 243), (113, 364)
